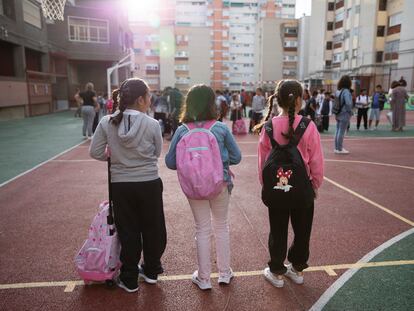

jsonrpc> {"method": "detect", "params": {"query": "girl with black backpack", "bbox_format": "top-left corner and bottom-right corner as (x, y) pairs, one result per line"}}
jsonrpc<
(254, 79), (324, 288)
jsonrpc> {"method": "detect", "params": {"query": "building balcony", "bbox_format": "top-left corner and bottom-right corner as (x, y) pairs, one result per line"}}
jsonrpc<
(146, 69), (160, 75)
(335, 0), (344, 10)
(283, 47), (297, 52)
(333, 42), (342, 49)
(384, 52), (399, 61)
(334, 21), (343, 30)
(387, 24), (401, 36)
(332, 62), (341, 68)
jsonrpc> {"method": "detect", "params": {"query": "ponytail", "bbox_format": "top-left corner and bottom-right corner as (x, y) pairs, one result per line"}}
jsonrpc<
(110, 78), (149, 126)
(282, 94), (295, 140)
(253, 93), (276, 134)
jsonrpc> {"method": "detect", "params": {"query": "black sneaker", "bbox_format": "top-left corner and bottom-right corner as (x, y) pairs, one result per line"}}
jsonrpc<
(138, 265), (157, 284)
(117, 277), (138, 293)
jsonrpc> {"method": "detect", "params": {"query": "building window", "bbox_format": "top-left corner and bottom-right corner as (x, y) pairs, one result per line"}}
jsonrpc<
(0, 40), (15, 76)
(376, 51), (383, 63)
(379, 0), (387, 11)
(326, 41), (333, 50)
(325, 60), (332, 68)
(335, 11), (344, 22)
(1, 0), (15, 19)
(352, 49), (358, 58)
(384, 40), (400, 53)
(145, 64), (159, 70)
(327, 22), (333, 31)
(377, 26), (385, 37)
(388, 12), (402, 27)
(333, 53), (342, 63)
(284, 27), (297, 35)
(328, 2), (335, 11)
(283, 41), (298, 47)
(23, 0), (42, 29)
(68, 17), (109, 43)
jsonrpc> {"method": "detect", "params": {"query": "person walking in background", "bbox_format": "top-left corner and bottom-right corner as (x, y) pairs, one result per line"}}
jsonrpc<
(355, 89), (369, 130)
(320, 91), (332, 132)
(390, 80), (409, 132)
(334, 75), (353, 154)
(75, 82), (98, 139)
(256, 79), (324, 288)
(305, 91), (318, 121)
(74, 88), (83, 118)
(369, 85), (386, 130)
(250, 88), (266, 133)
(90, 78), (166, 293)
(165, 84), (241, 290)
(240, 88), (247, 117)
(230, 93), (242, 127)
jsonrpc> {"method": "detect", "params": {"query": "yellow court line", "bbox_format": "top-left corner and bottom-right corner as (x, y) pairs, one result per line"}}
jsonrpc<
(0, 260), (413, 293)
(324, 177), (414, 227)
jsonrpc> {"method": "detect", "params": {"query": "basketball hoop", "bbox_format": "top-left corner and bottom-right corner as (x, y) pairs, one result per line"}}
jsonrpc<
(41, 0), (67, 21)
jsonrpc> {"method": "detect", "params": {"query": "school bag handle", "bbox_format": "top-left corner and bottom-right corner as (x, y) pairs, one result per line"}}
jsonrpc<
(107, 155), (115, 235)
(264, 116), (310, 148)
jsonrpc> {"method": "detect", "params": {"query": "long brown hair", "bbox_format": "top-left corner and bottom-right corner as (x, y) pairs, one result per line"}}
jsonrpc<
(180, 84), (217, 123)
(110, 78), (149, 126)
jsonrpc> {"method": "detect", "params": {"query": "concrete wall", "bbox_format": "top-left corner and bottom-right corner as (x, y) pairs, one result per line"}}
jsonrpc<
(398, 0), (414, 91)
(261, 19), (283, 82)
(298, 15), (310, 81)
(187, 27), (211, 87)
(358, 0), (378, 71)
(0, 81), (28, 119)
(308, 0), (327, 77)
(159, 26), (175, 89)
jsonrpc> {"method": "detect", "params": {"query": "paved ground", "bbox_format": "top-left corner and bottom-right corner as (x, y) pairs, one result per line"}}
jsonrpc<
(0, 111), (413, 311)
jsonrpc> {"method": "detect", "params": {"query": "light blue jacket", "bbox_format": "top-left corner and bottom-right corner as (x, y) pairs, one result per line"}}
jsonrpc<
(165, 121), (242, 192)
(335, 88), (353, 121)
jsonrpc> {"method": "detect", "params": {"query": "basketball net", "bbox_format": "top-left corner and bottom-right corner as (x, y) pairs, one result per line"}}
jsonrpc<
(41, 0), (67, 21)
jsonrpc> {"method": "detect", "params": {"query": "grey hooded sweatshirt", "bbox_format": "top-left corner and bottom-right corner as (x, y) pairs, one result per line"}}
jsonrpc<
(90, 109), (163, 183)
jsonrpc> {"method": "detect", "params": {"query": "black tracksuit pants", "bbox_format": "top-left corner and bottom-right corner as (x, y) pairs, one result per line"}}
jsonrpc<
(357, 108), (368, 129)
(112, 178), (166, 281)
(267, 202), (314, 275)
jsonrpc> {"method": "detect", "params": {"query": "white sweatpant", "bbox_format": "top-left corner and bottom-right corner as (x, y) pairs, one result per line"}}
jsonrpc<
(188, 187), (231, 281)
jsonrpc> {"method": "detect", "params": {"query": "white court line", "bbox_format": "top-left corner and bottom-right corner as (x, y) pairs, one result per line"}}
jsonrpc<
(0, 141), (87, 188)
(309, 228), (414, 311)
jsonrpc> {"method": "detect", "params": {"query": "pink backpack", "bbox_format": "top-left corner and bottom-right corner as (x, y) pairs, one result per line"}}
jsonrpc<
(176, 121), (224, 200)
(74, 155), (121, 285)
(74, 200), (121, 284)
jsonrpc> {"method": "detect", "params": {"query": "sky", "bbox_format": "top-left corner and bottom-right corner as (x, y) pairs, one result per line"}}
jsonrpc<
(295, 0), (312, 18)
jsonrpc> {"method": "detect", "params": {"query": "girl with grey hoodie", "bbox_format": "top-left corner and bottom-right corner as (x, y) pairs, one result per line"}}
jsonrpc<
(90, 78), (166, 293)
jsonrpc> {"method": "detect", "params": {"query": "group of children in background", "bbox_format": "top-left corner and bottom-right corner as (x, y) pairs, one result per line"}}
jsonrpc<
(89, 78), (324, 293)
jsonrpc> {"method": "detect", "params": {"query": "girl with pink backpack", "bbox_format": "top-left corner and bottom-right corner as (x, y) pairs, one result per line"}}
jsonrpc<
(165, 84), (242, 290)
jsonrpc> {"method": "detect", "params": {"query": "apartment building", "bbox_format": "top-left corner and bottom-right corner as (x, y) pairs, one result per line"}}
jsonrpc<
(304, 0), (414, 92)
(0, 0), (131, 120)
(131, 0), (297, 92)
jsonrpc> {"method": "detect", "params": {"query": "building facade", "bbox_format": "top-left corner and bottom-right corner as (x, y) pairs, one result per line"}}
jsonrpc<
(0, 0), (131, 120)
(303, 0), (414, 92)
(131, 0), (297, 92)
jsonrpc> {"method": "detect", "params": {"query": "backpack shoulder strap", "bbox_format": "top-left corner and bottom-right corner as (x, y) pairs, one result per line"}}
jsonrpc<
(264, 119), (279, 148)
(292, 116), (310, 145)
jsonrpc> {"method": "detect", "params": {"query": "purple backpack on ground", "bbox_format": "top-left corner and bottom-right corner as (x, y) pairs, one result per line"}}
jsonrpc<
(176, 121), (224, 200)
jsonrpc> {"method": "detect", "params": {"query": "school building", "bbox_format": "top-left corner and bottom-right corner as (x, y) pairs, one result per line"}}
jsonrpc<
(299, 0), (414, 93)
(0, 0), (132, 120)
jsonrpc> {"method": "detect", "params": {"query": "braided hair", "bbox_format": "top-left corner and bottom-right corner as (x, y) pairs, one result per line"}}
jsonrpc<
(110, 78), (149, 126)
(277, 79), (303, 140)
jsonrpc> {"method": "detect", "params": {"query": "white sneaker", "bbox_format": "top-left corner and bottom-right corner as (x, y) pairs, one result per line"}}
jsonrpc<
(263, 267), (284, 288)
(335, 148), (349, 154)
(138, 265), (157, 284)
(284, 264), (304, 284)
(218, 268), (234, 285)
(192, 271), (212, 290)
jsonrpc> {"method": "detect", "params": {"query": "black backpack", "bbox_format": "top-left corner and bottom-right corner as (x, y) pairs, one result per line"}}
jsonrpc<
(262, 117), (314, 209)
(332, 90), (344, 115)
(320, 99), (331, 116)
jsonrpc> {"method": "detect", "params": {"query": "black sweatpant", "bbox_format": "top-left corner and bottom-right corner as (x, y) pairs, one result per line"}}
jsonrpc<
(112, 178), (166, 281)
(322, 115), (330, 131)
(267, 203), (314, 275)
(357, 108), (368, 129)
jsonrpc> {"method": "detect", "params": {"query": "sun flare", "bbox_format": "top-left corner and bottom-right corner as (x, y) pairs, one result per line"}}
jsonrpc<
(124, 0), (160, 22)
